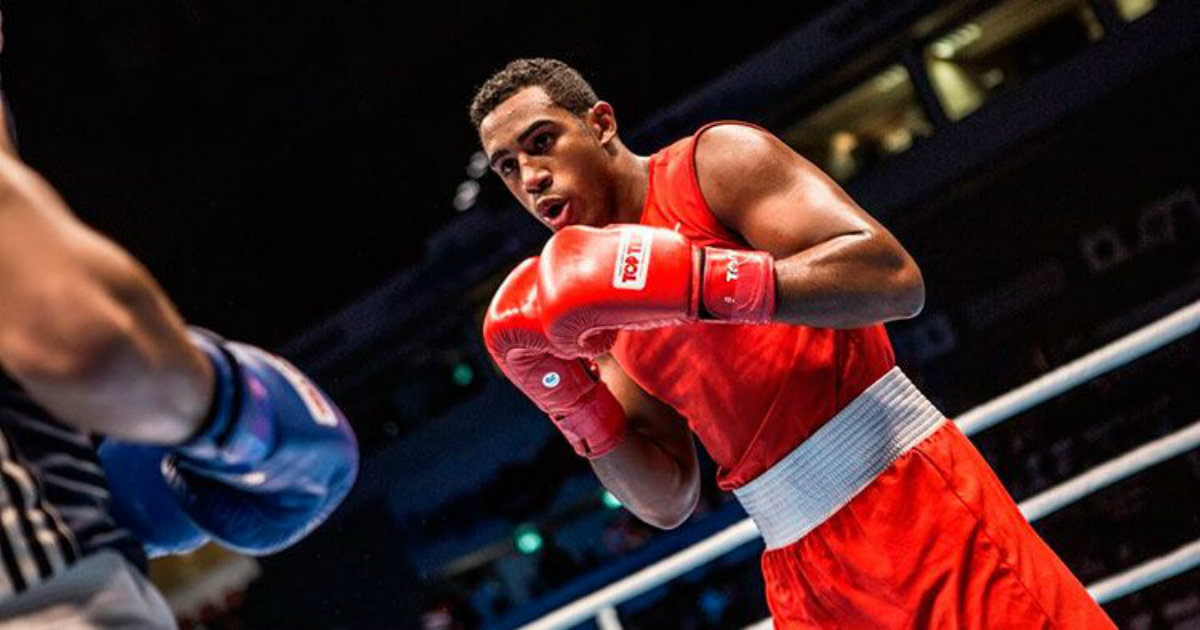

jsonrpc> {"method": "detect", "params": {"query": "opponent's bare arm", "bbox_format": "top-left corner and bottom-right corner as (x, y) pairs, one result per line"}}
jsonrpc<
(0, 101), (15, 157)
(591, 355), (700, 529)
(0, 150), (213, 443)
(1, 15), (16, 159)
(696, 125), (925, 328)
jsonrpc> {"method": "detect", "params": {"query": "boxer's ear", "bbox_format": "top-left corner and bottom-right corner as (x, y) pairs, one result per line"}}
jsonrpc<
(587, 102), (618, 147)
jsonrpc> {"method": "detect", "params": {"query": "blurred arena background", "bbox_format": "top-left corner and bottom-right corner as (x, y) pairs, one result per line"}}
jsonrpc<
(2, 0), (1198, 628)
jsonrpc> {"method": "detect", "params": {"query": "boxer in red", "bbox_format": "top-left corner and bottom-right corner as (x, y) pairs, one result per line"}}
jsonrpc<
(473, 58), (1115, 629)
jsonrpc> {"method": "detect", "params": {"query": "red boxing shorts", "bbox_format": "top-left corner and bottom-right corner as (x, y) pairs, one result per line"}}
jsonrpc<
(734, 368), (1116, 630)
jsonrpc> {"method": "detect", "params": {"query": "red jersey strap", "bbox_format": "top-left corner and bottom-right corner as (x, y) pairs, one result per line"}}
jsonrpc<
(640, 120), (770, 248)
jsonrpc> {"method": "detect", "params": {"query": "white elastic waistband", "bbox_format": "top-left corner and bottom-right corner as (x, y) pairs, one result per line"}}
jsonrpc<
(733, 367), (945, 550)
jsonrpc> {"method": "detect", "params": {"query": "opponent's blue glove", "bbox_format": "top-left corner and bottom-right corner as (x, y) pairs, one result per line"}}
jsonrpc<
(100, 329), (358, 556)
(98, 441), (210, 558)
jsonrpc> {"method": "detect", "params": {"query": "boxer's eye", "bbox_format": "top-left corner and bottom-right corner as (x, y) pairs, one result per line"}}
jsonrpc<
(496, 158), (518, 176)
(530, 132), (554, 153)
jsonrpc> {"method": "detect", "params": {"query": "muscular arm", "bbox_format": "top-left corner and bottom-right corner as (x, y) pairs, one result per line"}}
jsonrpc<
(590, 355), (699, 529)
(696, 125), (925, 328)
(0, 150), (213, 443)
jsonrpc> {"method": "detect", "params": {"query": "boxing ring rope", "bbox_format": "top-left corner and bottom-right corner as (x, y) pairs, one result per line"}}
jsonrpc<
(1018, 417), (1200, 522)
(515, 299), (1200, 630)
(956, 300), (1200, 436)
(1086, 538), (1200, 604)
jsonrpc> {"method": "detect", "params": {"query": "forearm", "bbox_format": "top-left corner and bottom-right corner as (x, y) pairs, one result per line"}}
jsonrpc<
(16, 267), (213, 444)
(6, 249), (213, 444)
(0, 156), (212, 443)
(770, 231), (924, 328)
(590, 428), (699, 530)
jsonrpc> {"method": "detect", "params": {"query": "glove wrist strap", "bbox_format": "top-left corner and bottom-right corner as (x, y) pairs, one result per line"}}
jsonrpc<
(700, 247), (776, 323)
(177, 329), (270, 471)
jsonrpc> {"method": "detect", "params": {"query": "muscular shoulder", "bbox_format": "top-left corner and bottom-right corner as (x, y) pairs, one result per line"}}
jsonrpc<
(693, 124), (814, 230)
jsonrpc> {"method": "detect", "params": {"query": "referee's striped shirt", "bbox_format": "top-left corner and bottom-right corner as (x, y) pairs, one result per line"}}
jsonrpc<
(0, 369), (144, 598)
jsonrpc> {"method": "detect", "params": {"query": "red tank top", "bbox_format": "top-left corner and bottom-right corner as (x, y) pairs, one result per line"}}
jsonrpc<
(610, 122), (896, 490)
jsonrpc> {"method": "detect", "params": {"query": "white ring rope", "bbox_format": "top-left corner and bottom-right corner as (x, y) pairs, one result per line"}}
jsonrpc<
(595, 606), (622, 630)
(956, 300), (1200, 436)
(514, 299), (1200, 630)
(1088, 538), (1200, 605)
(516, 520), (760, 630)
(1019, 418), (1200, 522)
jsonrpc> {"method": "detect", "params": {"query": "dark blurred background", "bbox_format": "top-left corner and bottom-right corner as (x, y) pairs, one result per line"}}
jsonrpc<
(1, 0), (823, 346)
(3, 0), (1199, 628)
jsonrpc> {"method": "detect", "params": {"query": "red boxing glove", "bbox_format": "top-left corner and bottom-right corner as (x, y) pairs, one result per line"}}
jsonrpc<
(483, 258), (627, 458)
(538, 225), (775, 357)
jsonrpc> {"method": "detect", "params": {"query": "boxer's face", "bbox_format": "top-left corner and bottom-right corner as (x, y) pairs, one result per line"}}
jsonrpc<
(480, 86), (618, 231)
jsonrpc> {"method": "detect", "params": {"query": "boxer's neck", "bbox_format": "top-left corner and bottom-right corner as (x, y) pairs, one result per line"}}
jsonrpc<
(609, 147), (650, 224)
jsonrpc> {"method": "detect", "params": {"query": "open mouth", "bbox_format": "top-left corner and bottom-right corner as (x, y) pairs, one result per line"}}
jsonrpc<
(536, 198), (571, 227)
(542, 201), (567, 221)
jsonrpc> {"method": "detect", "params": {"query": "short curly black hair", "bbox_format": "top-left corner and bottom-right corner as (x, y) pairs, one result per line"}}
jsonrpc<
(469, 58), (598, 130)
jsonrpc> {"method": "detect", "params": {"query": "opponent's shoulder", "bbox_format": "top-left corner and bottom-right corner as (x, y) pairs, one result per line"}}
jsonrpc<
(0, 150), (74, 229)
(0, 149), (29, 201)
